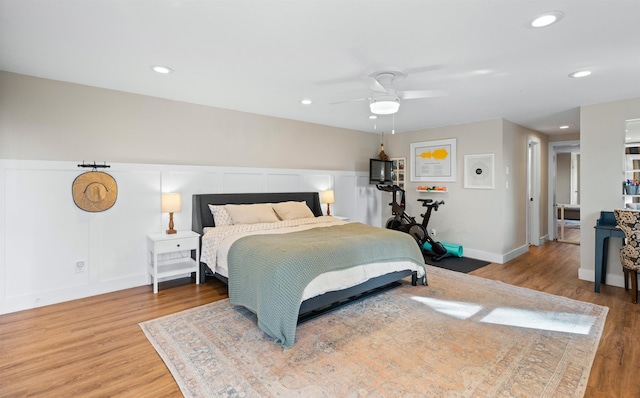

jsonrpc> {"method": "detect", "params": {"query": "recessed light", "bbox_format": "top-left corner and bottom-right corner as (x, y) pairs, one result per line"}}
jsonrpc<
(559, 125), (570, 129)
(530, 11), (564, 28)
(369, 115), (378, 119)
(300, 99), (312, 105)
(152, 65), (173, 74)
(569, 70), (591, 78)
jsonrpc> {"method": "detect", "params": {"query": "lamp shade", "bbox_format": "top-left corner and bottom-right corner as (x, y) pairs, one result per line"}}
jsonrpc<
(161, 193), (182, 213)
(321, 190), (335, 204)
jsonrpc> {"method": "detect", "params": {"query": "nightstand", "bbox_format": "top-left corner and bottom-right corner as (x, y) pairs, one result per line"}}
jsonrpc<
(147, 230), (200, 294)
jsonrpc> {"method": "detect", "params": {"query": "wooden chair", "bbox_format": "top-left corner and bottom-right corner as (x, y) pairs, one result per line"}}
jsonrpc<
(613, 209), (640, 303)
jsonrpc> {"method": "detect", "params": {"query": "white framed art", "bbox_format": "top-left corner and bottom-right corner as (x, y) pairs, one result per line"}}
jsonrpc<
(410, 138), (457, 182)
(464, 153), (495, 189)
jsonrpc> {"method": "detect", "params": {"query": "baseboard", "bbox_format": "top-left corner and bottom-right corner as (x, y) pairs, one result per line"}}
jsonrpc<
(578, 267), (627, 289)
(462, 244), (529, 265)
(538, 234), (549, 245)
(1, 274), (149, 315)
(503, 244), (530, 263)
(462, 248), (504, 264)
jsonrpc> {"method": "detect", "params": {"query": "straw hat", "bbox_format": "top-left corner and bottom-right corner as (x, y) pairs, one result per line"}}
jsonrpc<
(72, 171), (118, 212)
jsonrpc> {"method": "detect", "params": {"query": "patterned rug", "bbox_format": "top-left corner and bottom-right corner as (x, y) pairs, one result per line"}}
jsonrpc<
(140, 265), (607, 398)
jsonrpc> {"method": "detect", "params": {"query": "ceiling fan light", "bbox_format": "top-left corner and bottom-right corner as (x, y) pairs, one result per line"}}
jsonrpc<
(370, 99), (400, 115)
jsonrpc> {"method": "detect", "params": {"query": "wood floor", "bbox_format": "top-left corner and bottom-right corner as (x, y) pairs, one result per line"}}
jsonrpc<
(557, 221), (581, 244)
(1, 241), (639, 397)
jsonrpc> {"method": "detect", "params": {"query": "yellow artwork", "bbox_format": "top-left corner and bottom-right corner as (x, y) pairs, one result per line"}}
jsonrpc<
(419, 148), (449, 160)
(410, 139), (457, 182)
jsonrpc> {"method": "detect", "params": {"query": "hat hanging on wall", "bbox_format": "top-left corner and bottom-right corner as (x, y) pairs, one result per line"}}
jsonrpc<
(72, 169), (118, 212)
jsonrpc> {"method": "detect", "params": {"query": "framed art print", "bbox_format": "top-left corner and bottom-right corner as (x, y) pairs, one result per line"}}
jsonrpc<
(410, 138), (457, 182)
(464, 153), (495, 189)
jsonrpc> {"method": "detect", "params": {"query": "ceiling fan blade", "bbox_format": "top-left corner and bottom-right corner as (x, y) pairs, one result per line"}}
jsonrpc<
(404, 64), (447, 75)
(398, 90), (448, 100)
(330, 97), (369, 105)
(363, 76), (388, 93)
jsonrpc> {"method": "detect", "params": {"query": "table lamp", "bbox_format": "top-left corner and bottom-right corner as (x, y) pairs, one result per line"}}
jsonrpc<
(321, 190), (335, 216)
(161, 193), (181, 234)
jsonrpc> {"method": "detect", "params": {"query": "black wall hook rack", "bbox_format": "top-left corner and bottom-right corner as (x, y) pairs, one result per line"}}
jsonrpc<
(77, 161), (111, 171)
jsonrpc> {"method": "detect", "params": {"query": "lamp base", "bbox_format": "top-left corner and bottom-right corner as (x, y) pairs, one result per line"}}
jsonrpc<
(326, 203), (331, 216)
(166, 212), (177, 234)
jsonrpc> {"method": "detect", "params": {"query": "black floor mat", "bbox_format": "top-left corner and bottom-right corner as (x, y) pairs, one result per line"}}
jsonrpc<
(424, 254), (491, 273)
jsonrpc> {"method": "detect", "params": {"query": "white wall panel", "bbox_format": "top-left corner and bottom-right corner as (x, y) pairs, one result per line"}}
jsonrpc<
(302, 174), (332, 192)
(334, 175), (356, 220)
(222, 172), (263, 193)
(92, 170), (160, 282)
(266, 173), (301, 192)
(4, 168), (90, 300)
(357, 176), (381, 226)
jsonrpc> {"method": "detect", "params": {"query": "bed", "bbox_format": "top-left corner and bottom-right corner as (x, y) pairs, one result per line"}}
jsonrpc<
(191, 192), (426, 347)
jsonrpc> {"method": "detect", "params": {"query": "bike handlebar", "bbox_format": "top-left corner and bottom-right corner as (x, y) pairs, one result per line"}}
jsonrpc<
(376, 184), (404, 193)
(417, 199), (445, 209)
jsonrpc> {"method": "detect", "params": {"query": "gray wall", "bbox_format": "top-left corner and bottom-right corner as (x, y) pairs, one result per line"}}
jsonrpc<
(0, 71), (379, 170)
(383, 118), (548, 262)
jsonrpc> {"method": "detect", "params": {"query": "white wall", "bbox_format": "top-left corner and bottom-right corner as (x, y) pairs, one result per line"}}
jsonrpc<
(580, 97), (640, 287)
(0, 159), (379, 314)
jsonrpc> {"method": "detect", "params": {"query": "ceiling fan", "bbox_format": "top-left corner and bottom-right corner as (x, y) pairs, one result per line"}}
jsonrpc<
(332, 68), (447, 115)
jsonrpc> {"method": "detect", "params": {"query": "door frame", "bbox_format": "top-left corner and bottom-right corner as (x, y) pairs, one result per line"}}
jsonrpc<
(547, 140), (580, 241)
(527, 136), (541, 245)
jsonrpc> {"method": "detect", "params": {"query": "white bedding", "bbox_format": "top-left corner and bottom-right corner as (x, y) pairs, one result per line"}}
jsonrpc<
(200, 216), (425, 301)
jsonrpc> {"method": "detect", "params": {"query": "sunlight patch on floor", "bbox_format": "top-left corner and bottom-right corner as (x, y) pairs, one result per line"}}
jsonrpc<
(411, 296), (482, 319)
(480, 308), (595, 335)
(412, 297), (596, 334)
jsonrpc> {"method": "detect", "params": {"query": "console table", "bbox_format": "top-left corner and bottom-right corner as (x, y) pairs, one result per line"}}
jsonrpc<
(594, 211), (625, 293)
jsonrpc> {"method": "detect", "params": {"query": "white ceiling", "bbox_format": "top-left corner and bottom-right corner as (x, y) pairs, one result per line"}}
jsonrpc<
(1, 0), (639, 136)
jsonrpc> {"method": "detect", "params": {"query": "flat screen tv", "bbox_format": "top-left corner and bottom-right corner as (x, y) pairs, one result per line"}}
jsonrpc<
(369, 159), (393, 185)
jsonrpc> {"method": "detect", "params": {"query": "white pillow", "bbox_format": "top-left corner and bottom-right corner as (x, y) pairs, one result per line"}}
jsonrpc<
(224, 203), (279, 224)
(208, 204), (233, 227)
(273, 201), (315, 220)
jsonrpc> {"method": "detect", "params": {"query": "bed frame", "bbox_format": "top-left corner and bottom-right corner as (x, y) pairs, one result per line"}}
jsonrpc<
(191, 192), (419, 320)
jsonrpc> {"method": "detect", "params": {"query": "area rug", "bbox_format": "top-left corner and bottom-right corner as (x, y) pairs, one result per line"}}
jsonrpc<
(140, 265), (607, 398)
(425, 254), (491, 273)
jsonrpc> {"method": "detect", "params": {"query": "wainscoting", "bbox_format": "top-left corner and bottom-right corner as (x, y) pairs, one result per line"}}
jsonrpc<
(0, 160), (377, 314)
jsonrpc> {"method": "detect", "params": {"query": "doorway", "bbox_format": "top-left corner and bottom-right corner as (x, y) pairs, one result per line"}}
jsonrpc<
(548, 140), (581, 244)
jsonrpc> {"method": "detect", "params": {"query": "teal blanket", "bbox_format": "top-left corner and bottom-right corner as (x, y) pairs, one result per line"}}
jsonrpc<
(227, 222), (425, 348)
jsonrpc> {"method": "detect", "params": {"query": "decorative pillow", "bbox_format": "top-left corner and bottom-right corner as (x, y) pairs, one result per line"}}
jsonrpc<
(208, 205), (233, 227)
(224, 203), (280, 224)
(272, 201), (315, 220)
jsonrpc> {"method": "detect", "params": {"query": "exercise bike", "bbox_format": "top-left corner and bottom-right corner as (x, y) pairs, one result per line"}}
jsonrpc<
(377, 184), (449, 261)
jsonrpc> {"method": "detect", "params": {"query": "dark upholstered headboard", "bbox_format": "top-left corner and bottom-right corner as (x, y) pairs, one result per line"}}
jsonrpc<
(191, 192), (323, 235)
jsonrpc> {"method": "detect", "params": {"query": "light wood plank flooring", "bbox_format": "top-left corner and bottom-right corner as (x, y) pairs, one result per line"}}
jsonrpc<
(1, 241), (638, 397)
(557, 221), (581, 244)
